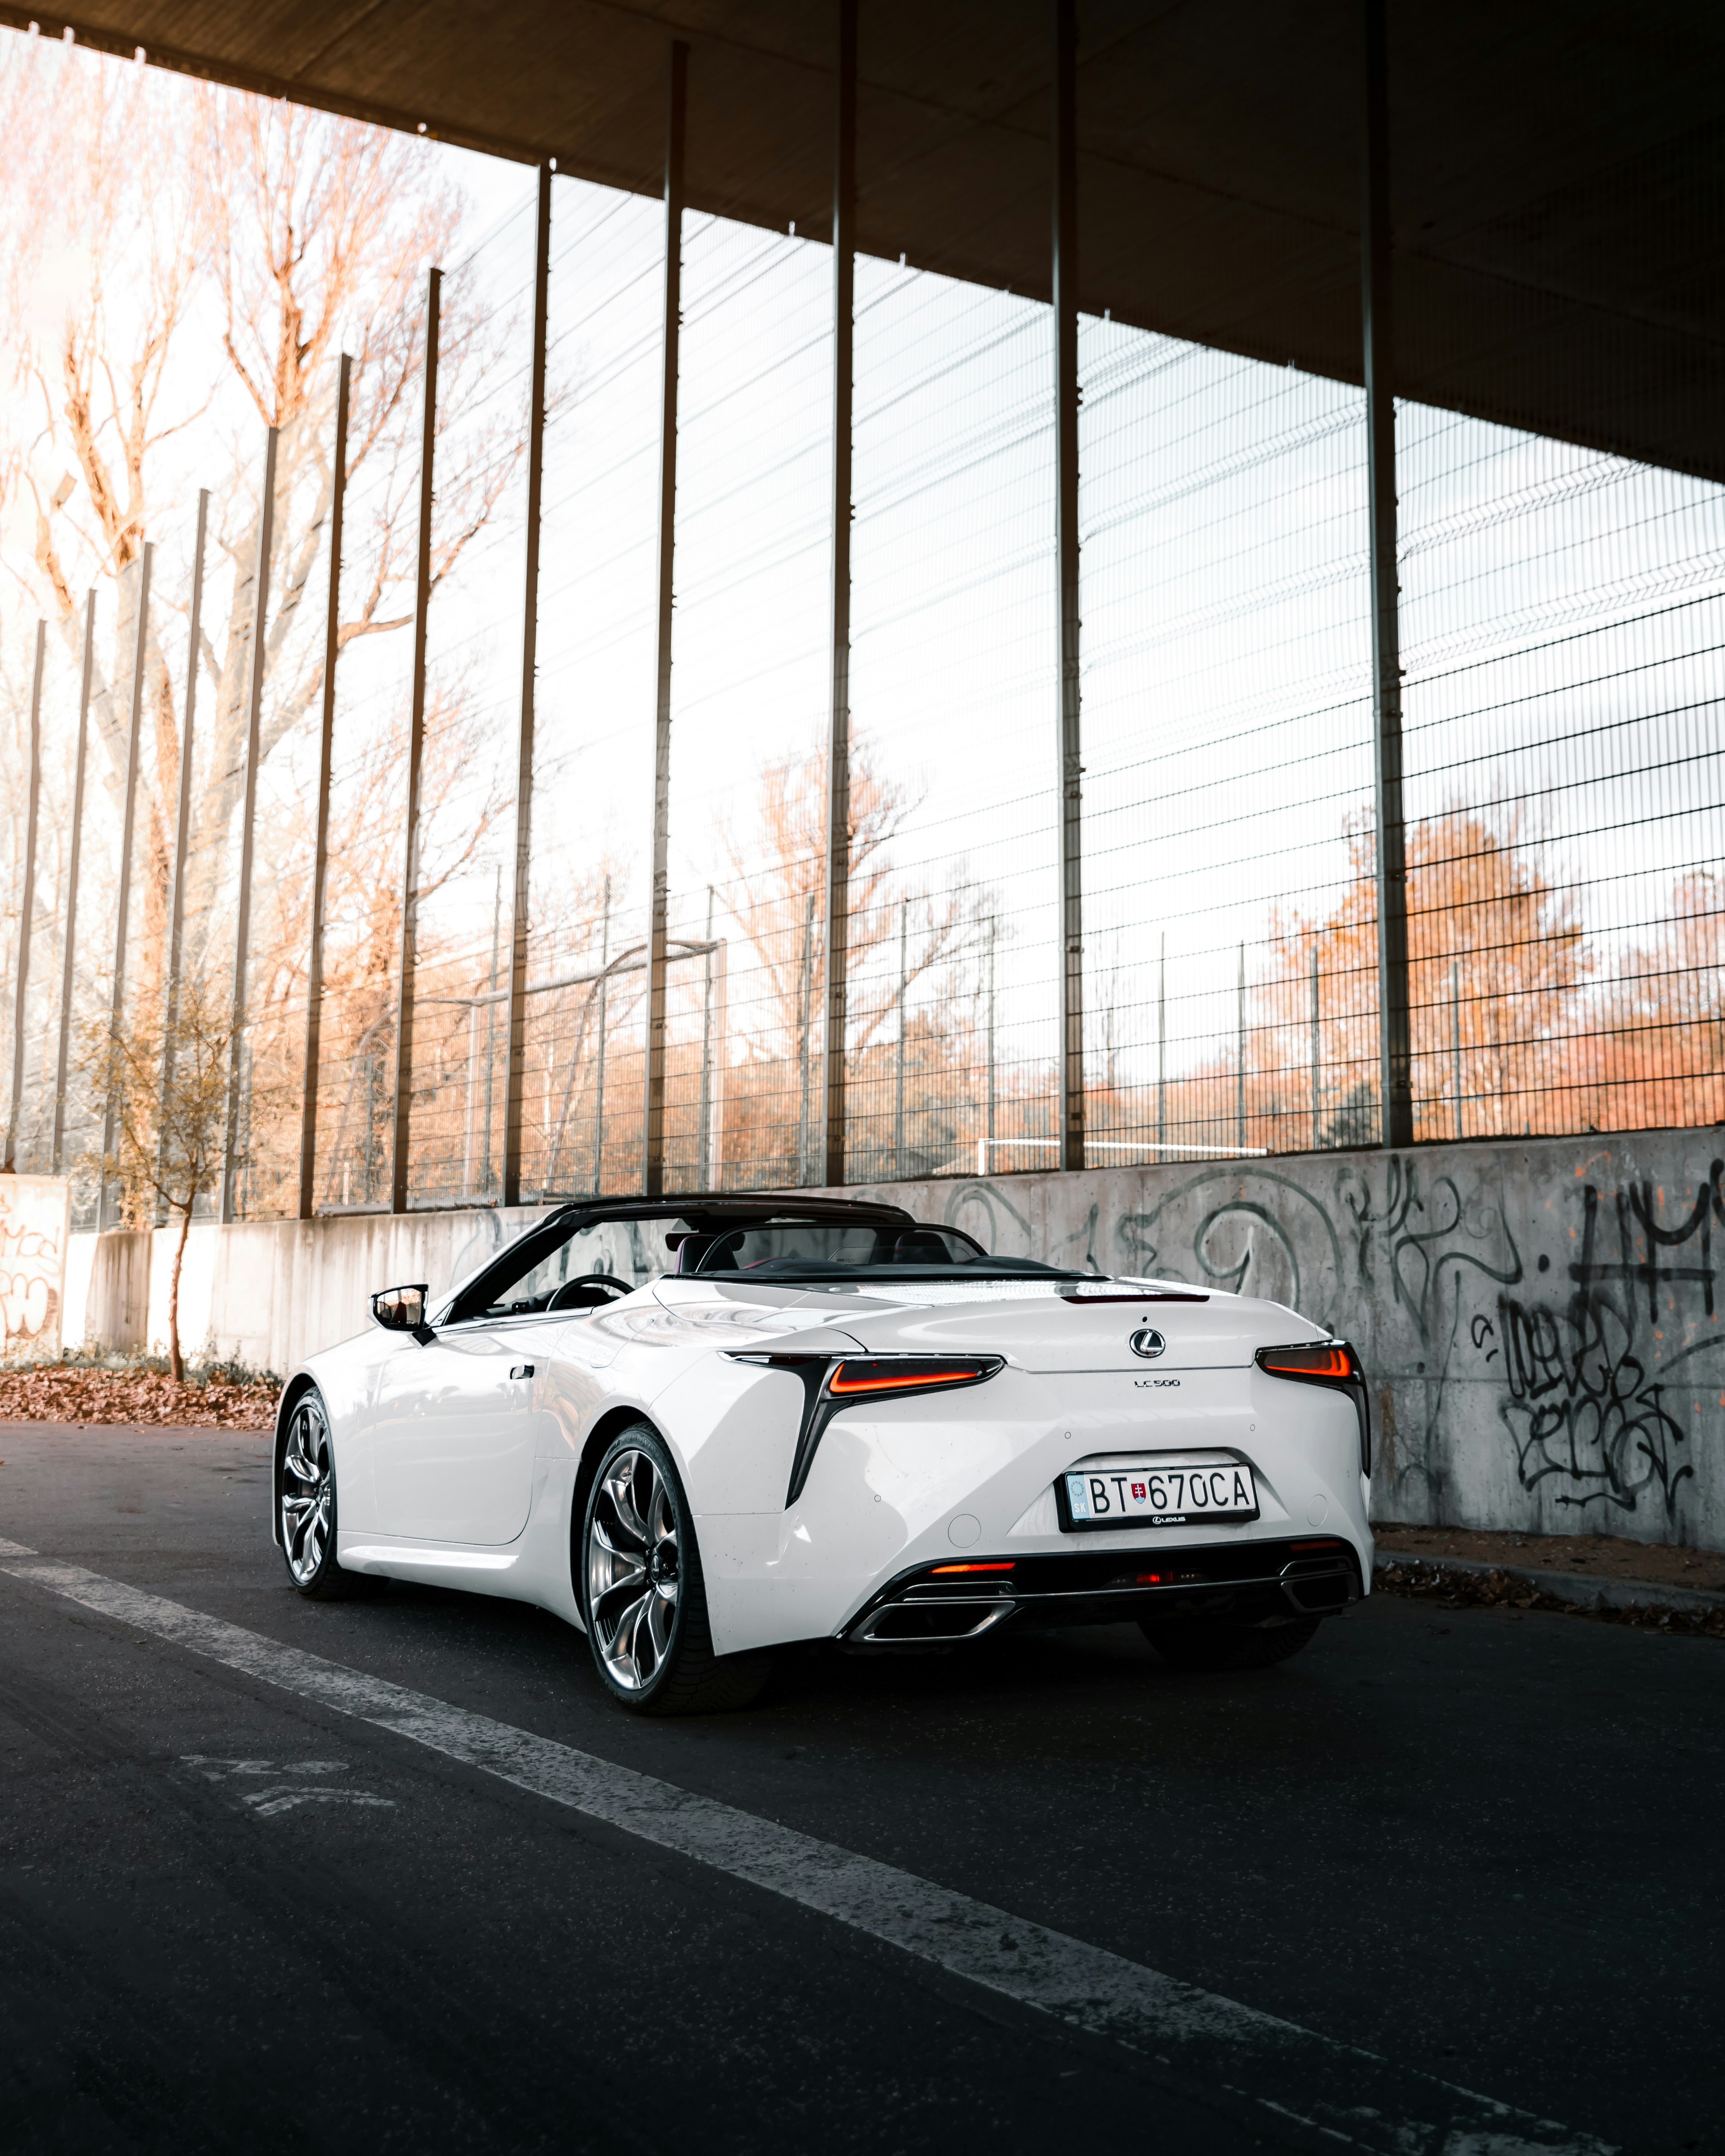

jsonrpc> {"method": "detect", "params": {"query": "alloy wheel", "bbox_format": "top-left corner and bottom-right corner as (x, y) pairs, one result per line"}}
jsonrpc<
(281, 1395), (334, 1585)
(586, 1448), (680, 1691)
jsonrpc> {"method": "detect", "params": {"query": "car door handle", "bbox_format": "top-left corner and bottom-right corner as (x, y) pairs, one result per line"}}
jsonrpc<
(510, 1364), (535, 1380)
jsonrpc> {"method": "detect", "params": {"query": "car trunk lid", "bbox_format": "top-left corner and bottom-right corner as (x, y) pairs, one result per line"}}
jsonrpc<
(831, 1282), (1325, 1371)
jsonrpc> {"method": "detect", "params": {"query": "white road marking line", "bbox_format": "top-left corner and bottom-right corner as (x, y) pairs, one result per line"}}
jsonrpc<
(0, 1536), (1611, 2156)
(178, 1754), (394, 1816)
(242, 1789), (396, 1817)
(182, 1756), (350, 1777)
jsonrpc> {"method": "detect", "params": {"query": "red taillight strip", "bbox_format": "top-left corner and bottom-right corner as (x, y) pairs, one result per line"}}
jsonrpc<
(1259, 1345), (1356, 1380)
(827, 1364), (983, 1394)
(929, 1561), (1015, 1574)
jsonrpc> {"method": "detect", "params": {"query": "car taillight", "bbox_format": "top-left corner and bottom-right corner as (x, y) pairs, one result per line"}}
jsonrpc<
(1258, 1343), (1358, 1383)
(827, 1358), (996, 1397)
(1256, 1340), (1371, 1477)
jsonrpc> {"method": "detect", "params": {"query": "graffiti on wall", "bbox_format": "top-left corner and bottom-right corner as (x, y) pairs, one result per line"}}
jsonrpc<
(0, 1175), (71, 1361)
(1485, 1164), (1723, 1519)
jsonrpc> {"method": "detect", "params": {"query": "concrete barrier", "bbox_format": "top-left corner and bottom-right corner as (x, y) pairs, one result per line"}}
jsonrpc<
(65, 1207), (539, 1377)
(84, 1227), (152, 1352)
(57, 1123), (1725, 1550)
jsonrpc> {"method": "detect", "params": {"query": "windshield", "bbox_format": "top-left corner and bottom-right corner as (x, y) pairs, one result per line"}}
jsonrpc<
(685, 1220), (1071, 1280)
(453, 1215), (686, 1321)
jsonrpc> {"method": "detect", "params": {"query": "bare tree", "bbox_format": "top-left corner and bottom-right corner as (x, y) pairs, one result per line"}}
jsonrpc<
(720, 741), (974, 1059)
(176, 87), (526, 979)
(82, 971), (267, 1378)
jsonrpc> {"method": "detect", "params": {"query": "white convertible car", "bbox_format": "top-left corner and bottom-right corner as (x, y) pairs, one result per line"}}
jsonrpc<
(273, 1194), (1372, 1713)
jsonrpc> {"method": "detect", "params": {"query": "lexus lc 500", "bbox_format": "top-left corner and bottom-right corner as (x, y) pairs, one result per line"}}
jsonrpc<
(272, 1194), (1371, 1712)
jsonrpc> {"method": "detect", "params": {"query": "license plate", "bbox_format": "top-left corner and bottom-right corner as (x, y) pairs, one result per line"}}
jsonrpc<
(1058, 1460), (1258, 1532)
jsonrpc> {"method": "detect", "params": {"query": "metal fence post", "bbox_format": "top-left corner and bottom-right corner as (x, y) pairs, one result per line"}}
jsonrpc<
(1363, 0), (1413, 1149)
(796, 886), (816, 1182)
(1156, 932), (1167, 1155)
(1053, 0), (1085, 1174)
(51, 590), (96, 1173)
(100, 542), (153, 1229)
(1235, 940), (1246, 1153)
(4, 621), (45, 1173)
(482, 866), (500, 1194)
(643, 40), (688, 1199)
(299, 357), (350, 1220)
(1450, 958), (1462, 1140)
(392, 272), (442, 1215)
(985, 915), (997, 1172)
(222, 431), (277, 1224)
(158, 490), (208, 1215)
(592, 875), (611, 1193)
(822, 0), (857, 1190)
(698, 884), (715, 1186)
(709, 924), (728, 1185)
(505, 164), (553, 1210)
(893, 898), (908, 1178)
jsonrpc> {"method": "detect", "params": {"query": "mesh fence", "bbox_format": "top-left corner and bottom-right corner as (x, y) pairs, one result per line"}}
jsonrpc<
(1396, 404), (1725, 1141)
(662, 212), (835, 1192)
(396, 196), (538, 1208)
(529, 177), (666, 1199)
(847, 259), (1059, 1183)
(5, 100), (1721, 1221)
(1078, 330), (1376, 1161)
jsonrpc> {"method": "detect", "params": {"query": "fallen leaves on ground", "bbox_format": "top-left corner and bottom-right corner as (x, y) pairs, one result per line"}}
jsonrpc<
(1372, 1517), (1725, 1594)
(0, 1366), (278, 1429)
(1375, 1558), (1725, 1639)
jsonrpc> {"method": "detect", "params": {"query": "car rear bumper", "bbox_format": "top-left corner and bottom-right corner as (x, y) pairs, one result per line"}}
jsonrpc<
(839, 1532), (1362, 1647)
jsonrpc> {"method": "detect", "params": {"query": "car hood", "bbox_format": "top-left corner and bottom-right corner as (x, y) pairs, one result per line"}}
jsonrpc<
(652, 1274), (1325, 1371)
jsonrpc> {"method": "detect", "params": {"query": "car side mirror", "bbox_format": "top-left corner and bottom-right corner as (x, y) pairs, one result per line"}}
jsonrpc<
(372, 1283), (434, 1344)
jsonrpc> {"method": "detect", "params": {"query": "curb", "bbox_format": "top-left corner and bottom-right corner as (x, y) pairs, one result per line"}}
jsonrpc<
(1375, 1547), (1725, 1619)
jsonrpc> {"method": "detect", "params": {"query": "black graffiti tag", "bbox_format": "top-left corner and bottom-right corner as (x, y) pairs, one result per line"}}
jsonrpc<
(1494, 1163), (1724, 1518)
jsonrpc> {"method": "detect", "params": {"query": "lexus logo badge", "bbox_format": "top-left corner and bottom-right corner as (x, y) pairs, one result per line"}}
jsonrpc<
(1129, 1328), (1166, 1360)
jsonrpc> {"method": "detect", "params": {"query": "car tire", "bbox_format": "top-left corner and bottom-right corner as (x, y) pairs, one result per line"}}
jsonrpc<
(580, 1424), (772, 1715)
(278, 1386), (363, 1601)
(1141, 1615), (1322, 1671)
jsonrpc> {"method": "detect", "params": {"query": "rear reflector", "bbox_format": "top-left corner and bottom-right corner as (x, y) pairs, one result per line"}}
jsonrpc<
(929, 1561), (1015, 1574)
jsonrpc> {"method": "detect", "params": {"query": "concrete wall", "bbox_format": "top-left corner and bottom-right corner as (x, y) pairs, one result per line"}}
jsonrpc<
(85, 1227), (152, 1353)
(67, 1207), (538, 1376)
(60, 1124), (1725, 1549)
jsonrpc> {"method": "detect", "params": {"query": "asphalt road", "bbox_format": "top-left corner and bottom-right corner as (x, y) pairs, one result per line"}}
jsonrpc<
(0, 1424), (1718, 2156)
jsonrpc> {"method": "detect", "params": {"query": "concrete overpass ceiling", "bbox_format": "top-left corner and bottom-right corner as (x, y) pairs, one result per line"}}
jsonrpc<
(7, 0), (1722, 475)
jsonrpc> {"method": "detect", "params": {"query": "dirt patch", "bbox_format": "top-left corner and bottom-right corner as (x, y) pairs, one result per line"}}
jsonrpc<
(1372, 1518), (1725, 1595)
(0, 1366), (279, 1429)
